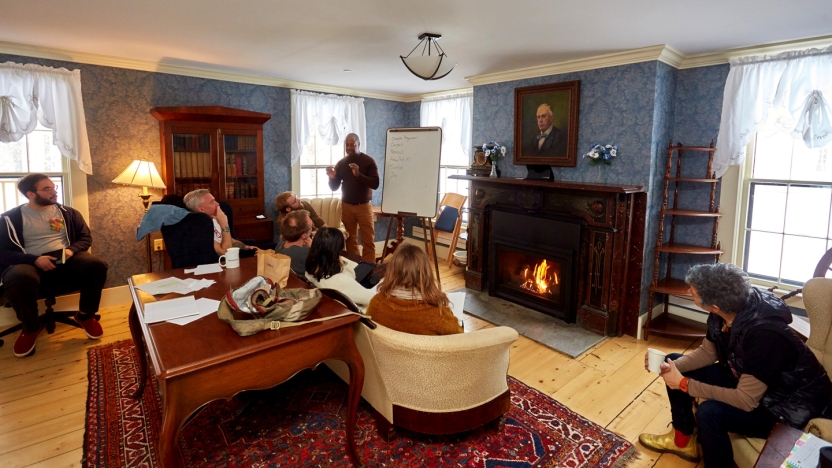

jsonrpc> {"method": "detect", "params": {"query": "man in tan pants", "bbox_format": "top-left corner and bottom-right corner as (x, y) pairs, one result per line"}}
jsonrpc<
(326, 133), (379, 263)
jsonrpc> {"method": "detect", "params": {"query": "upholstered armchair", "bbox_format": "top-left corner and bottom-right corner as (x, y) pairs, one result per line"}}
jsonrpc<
(731, 277), (832, 467)
(326, 322), (518, 439)
(301, 197), (348, 238)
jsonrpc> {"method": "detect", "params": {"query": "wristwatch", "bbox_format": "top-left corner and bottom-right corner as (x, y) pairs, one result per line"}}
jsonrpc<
(679, 377), (691, 393)
(221, 226), (231, 233)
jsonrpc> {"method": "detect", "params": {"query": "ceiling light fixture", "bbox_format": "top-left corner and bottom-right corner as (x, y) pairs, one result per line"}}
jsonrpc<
(400, 33), (455, 80)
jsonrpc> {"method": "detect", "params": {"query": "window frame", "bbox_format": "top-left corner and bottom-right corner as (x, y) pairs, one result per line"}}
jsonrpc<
(0, 125), (73, 212)
(735, 134), (832, 291)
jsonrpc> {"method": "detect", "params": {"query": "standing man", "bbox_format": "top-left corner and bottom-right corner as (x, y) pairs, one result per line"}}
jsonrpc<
(0, 174), (108, 357)
(326, 133), (379, 263)
(524, 103), (567, 156)
(183, 189), (258, 256)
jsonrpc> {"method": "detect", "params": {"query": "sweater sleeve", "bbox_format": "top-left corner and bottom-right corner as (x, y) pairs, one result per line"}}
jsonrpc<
(673, 338), (719, 374)
(328, 161), (344, 192)
(355, 157), (379, 190)
(688, 373), (768, 412)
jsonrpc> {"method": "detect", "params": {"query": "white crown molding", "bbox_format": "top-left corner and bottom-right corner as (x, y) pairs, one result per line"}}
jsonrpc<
(0, 40), (411, 102)
(678, 34), (832, 69)
(465, 45), (670, 86)
(3, 34), (832, 102)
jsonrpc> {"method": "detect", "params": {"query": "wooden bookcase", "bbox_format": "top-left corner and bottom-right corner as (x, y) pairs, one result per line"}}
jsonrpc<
(151, 106), (274, 242)
(643, 141), (722, 340)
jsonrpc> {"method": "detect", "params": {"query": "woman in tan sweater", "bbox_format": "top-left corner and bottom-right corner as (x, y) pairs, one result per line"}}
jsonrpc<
(366, 244), (463, 336)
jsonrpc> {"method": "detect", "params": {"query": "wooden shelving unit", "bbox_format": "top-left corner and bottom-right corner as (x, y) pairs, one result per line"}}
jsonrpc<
(151, 106), (274, 244)
(643, 141), (722, 340)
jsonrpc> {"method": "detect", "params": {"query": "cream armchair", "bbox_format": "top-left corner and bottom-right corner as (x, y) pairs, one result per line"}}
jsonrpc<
(326, 322), (518, 439)
(300, 197), (348, 238)
(731, 277), (832, 468)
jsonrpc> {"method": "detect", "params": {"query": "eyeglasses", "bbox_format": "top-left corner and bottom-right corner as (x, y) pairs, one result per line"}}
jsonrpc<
(37, 185), (59, 194)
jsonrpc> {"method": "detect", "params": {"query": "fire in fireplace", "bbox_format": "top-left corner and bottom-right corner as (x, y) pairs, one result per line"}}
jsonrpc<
(488, 210), (580, 322)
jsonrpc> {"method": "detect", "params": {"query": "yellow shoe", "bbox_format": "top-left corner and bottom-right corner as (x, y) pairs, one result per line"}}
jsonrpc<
(638, 427), (701, 462)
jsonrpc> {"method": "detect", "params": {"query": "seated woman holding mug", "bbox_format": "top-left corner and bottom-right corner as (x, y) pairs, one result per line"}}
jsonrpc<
(304, 227), (377, 311)
(365, 244), (463, 336)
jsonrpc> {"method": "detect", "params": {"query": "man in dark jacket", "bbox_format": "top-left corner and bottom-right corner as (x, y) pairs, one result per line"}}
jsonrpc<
(0, 174), (108, 357)
(639, 263), (832, 466)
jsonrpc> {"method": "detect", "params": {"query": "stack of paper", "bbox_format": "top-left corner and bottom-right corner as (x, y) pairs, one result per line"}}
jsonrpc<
(143, 297), (221, 325)
(781, 432), (832, 468)
(185, 264), (224, 275)
(136, 277), (215, 295)
(446, 291), (467, 325)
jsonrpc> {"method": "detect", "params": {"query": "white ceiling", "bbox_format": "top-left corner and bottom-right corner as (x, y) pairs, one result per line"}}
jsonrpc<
(3, 0), (831, 96)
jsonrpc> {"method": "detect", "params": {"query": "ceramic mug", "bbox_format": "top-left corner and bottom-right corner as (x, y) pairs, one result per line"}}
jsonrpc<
(219, 247), (240, 269)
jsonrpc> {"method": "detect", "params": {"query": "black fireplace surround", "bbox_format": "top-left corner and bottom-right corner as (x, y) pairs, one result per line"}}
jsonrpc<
(488, 210), (581, 322)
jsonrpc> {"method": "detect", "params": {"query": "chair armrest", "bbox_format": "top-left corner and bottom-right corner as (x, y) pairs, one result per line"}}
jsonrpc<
(806, 418), (832, 443)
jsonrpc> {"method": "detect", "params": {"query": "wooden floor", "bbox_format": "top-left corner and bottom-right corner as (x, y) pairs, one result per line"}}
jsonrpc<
(0, 261), (704, 468)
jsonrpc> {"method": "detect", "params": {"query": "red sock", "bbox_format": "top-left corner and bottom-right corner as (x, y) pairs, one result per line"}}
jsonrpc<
(675, 430), (691, 448)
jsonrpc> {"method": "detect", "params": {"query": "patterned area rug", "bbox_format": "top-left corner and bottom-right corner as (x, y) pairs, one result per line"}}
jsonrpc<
(84, 340), (636, 467)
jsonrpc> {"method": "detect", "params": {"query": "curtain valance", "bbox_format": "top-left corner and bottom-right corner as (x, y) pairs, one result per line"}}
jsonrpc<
(420, 92), (473, 165)
(290, 90), (366, 166)
(714, 46), (832, 177)
(0, 62), (93, 174)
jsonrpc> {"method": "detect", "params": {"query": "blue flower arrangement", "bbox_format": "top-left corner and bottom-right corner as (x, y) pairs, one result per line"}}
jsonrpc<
(482, 141), (506, 161)
(583, 144), (618, 165)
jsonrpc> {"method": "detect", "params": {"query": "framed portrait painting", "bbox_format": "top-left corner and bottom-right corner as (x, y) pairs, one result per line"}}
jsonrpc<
(514, 80), (580, 167)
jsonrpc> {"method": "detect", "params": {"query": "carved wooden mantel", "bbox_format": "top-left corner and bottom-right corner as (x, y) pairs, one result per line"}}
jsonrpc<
(450, 175), (648, 337)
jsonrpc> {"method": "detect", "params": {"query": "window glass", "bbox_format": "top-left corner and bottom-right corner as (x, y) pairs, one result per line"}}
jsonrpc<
(0, 124), (68, 212)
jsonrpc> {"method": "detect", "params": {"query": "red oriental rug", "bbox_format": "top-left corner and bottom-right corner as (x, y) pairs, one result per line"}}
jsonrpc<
(84, 340), (637, 467)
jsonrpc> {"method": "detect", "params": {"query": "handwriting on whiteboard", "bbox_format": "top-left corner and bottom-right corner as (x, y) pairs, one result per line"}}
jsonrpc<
(387, 135), (418, 179)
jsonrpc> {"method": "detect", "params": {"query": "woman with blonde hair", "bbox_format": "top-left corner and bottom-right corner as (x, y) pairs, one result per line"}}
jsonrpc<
(366, 244), (463, 335)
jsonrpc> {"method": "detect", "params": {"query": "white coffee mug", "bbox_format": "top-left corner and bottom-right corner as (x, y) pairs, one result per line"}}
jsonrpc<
(647, 348), (668, 373)
(219, 247), (240, 269)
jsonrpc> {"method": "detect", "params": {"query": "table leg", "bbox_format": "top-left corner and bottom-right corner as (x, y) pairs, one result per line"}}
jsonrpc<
(158, 381), (195, 468)
(128, 304), (148, 400)
(344, 340), (365, 467)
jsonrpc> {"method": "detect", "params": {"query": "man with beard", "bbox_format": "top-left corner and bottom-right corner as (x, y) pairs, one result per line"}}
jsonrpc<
(0, 174), (108, 357)
(326, 133), (379, 263)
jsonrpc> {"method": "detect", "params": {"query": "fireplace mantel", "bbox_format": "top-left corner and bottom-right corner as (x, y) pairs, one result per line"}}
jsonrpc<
(448, 175), (646, 194)
(450, 175), (647, 337)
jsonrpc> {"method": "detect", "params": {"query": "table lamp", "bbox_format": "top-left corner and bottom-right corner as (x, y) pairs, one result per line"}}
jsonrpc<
(112, 159), (167, 211)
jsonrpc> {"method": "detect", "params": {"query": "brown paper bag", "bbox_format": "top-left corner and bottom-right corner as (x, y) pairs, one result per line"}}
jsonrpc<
(256, 250), (291, 288)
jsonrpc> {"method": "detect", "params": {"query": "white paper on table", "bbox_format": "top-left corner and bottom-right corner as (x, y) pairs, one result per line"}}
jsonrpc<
(184, 263), (224, 275)
(782, 432), (832, 468)
(447, 292), (467, 323)
(167, 298), (221, 326)
(136, 277), (188, 295)
(143, 296), (200, 324)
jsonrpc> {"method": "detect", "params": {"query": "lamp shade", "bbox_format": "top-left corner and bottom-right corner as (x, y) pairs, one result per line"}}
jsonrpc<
(401, 54), (455, 80)
(112, 160), (166, 189)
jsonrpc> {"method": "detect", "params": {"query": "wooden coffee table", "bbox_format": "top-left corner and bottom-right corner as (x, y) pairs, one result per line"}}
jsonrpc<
(127, 258), (365, 467)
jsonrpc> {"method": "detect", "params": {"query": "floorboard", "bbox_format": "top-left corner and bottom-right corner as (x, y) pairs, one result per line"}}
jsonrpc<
(0, 262), (704, 467)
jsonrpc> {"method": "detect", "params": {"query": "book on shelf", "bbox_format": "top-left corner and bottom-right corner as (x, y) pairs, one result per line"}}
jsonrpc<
(236, 157), (243, 176)
(174, 153), (181, 178)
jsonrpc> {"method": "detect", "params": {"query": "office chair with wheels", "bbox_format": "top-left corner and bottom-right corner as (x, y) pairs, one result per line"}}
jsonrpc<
(0, 284), (100, 349)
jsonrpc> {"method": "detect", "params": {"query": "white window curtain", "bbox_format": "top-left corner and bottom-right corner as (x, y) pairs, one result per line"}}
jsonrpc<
(290, 89), (366, 166)
(715, 46), (832, 177)
(0, 62), (93, 174)
(420, 92), (473, 166)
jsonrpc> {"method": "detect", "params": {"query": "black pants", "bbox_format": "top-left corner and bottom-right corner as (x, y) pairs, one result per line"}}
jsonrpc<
(665, 353), (778, 467)
(2, 251), (108, 333)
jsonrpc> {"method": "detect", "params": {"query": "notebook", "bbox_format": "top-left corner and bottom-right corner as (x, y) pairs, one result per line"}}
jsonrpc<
(42, 248), (66, 265)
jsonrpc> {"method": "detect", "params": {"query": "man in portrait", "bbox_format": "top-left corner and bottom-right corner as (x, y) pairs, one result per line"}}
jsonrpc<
(524, 103), (567, 157)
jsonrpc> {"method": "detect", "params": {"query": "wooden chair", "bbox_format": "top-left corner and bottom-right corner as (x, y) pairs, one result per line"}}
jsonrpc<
(428, 193), (467, 267)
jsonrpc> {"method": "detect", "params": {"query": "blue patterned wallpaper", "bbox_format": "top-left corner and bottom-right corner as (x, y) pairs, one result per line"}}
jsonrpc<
(0, 52), (413, 286)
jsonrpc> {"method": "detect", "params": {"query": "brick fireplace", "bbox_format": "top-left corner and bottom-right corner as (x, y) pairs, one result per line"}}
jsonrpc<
(450, 175), (647, 336)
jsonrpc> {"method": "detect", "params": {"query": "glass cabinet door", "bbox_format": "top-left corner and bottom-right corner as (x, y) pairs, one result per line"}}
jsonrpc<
(171, 133), (213, 196)
(222, 134), (258, 200)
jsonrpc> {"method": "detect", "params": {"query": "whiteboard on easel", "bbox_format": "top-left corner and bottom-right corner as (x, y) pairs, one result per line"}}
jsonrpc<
(381, 127), (442, 218)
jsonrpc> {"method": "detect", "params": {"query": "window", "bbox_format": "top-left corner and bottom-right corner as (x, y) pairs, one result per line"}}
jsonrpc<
(739, 130), (832, 287)
(421, 94), (473, 222)
(298, 130), (342, 200)
(0, 123), (68, 212)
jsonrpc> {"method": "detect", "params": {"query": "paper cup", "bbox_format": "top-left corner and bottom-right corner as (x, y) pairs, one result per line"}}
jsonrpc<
(647, 348), (667, 373)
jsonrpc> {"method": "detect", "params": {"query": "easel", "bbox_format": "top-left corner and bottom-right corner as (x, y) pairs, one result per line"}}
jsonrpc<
(378, 211), (441, 285)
